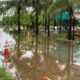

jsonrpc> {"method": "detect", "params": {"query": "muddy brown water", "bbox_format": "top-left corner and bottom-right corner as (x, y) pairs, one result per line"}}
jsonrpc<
(12, 33), (80, 80)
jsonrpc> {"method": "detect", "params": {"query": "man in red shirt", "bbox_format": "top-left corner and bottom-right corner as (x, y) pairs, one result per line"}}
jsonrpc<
(3, 41), (9, 62)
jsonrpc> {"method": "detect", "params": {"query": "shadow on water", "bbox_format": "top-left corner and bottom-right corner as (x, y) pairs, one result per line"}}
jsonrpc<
(13, 31), (80, 80)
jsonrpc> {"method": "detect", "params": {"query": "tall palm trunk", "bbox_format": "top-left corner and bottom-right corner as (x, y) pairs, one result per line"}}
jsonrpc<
(35, 0), (39, 35)
(68, 15), (72, 40)
(18, 0), (21, 34)
(54, 18), (56, 32)
(59, 11), (62, 34)
(42, 15), (45, 32)
(47, 13), (50, 37)
(72, 18), (75, 40)
(45, 11), (47, 34)
(17, 0), (20, 55)
(67, 5), (73, 40)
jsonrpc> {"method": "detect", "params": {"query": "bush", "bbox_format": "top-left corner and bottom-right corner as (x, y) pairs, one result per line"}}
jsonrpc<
(0, 68), (12, 80)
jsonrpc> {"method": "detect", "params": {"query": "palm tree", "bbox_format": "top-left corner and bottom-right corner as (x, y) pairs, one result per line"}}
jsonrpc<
(39, 0), (53, 36)
(66, 3), (73, 40)
(17, 0), (20, 34)
(35, 0), (39, 35)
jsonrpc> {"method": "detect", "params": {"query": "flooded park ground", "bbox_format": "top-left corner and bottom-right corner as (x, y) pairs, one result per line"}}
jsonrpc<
(9, 30), (80, 80)
(0, 28), (80, 80)
(0, 0), (80, 79)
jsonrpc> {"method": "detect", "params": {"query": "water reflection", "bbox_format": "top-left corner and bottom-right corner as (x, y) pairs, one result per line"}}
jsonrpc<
(14, 33), (80, 80)
(73, 44), (80, 66)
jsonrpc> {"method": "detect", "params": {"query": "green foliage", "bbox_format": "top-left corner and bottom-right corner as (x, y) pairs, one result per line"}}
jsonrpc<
(20, 11), (34, 28)
(2, 13), (17, 26)
(0, 76), (12, 80)
(0, 21), (2, 26)
(0, 68), (5, 76)
(0, 68), (12, 80)
(38, 14), (43, 26)
(3, 16), (12, 25)
(50, 18), (54, 26)
(1, 10), (35, 28)
(75, 19), (79, 26)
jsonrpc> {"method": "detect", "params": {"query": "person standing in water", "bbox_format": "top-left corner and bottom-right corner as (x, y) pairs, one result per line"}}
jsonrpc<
(3, 41), (9, 62)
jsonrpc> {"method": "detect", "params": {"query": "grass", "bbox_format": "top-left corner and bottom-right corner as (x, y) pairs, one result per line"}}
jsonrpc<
(53, 33), (68, 41)
(0, 68), (12, 80)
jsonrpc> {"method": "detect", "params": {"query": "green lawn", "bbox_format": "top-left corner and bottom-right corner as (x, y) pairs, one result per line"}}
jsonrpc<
(53, 33), (68, 41)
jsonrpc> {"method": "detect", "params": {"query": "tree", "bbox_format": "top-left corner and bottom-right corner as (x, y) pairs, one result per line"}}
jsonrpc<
(20, 11), (34, 28)
(66, 2), (73, 40)
(39, 0), (53, 36)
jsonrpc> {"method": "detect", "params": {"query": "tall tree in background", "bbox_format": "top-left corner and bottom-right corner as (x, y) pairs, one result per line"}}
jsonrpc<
(17, 0), (20, 34)
(47, 12), (50, 37)
(17, 0), (21, 55)
(35, 0), (39, 35)
(67, 3), (73, 40)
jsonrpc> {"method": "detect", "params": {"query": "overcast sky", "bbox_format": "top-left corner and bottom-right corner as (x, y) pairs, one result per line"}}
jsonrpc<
(0, 0), (12, 1)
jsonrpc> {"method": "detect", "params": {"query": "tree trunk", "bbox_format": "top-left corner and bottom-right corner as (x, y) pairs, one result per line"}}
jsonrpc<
(45, 11), (47, 34)
(72, 18), (75, 40)
(59, 11), (62, 34)
(18, 0), (20, 34)
(67, 6), (73, 40)
(42, 15), (45, 32)
(35, 0), (39, 35)
(68, 16), (72, 40)
(47, 13), (50, 37)
(54, 18), (56, 33)
(17, 0), (20, 55)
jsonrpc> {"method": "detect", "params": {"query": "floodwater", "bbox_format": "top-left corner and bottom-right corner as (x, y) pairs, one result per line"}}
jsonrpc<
(11, 31), (80, 80)
(73, 44), (80, 66)
(0, 2), (80, 79)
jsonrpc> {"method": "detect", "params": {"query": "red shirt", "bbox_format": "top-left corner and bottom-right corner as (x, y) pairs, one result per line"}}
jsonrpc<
(4, 48), (9, 56)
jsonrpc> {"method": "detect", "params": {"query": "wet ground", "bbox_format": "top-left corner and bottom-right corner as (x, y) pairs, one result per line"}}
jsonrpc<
(10, 31), (80, 80)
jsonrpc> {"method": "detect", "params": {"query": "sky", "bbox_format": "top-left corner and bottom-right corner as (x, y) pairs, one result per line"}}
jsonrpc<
(0, 0), (12, 1)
